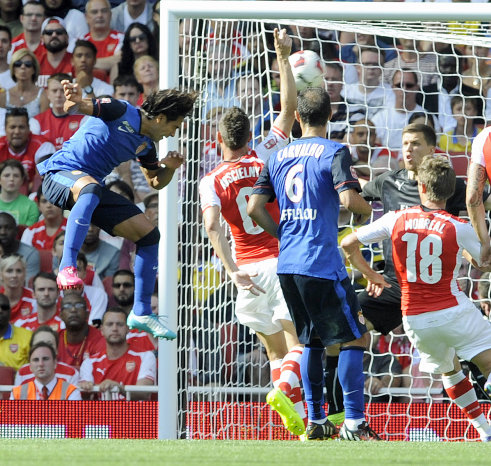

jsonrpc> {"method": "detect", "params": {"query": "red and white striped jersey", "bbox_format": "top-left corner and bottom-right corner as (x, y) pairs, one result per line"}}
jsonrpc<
(79, 349), (156, 386)
(356, 205), (480, 316)
(2, 287), (36, 323)
(199, 127), (288, 266)
(21, 218), (67, 251)
(31, 109), (87, 150)
(0, 134), (55, 182)
(11, 33), (46, 60)
(127, 329), (156, 353)
(15, 361), (79, 386)
(15, 312), (65, 332)
(471, 126), (491, 182)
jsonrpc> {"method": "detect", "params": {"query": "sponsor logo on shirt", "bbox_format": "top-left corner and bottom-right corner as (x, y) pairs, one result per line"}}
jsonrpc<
(118, 121), (135, 134)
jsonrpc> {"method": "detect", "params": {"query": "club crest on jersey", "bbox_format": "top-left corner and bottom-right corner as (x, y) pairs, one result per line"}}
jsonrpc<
(9, 344), (18, 353)
(69, 121), (79, 131)
(126, 361), (136, 373)
(358, 311), (365, 325)
(21, 307), (31, 317)
(135, 143), (147, 155)
(350, 166), (359, 180)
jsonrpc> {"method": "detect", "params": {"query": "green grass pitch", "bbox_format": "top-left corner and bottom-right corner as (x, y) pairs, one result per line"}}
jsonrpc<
(2, 440), (490, 466)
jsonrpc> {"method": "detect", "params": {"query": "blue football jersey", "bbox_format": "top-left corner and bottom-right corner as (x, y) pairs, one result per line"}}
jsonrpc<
(253, 136), (360, 280)
(38, 99), (158, 183)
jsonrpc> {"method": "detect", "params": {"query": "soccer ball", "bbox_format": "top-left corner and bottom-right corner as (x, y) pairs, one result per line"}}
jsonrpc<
(288, 50), (325, 92)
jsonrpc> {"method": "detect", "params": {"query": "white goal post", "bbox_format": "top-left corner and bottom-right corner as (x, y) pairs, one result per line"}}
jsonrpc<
(158, 1), (491, 440)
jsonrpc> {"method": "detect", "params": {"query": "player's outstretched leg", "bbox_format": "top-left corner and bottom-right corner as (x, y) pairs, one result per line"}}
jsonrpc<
(127, 228), (176, 340)
(266, 387), (305, 436)
(57, 185), (102, 290)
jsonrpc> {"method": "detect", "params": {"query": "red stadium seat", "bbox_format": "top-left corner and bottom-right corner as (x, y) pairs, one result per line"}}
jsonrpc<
(0, 366), (15, 399)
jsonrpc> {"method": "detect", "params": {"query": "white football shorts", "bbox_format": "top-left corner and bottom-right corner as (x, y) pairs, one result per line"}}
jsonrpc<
(234, 257), (291, 335)
(403, 301), (491, 374)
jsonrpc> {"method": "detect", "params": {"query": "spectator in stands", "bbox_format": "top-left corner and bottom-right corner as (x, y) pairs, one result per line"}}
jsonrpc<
(0, 254), (36, 324)
(346, 113), (398, 181)
(0, 213), (40, 283)
(108, 269), (155, 351)
(0, 25), (14, 91)
(112, 1), (153, 34)
(143, 192), (158, 228)
(12, 2), (45, 61)
(15, 272), (64, 331)
(133, 55), (158, 107)
(462, 45), (491, 95)
(0, 111), (55, 191)
(72, 39), (114, 97)
(372, 69), (425, 152)
(84, 0), (124, 82)
(0, 49), (45, 118)
(111, 269), (134, 314)
(418, 49), (467, 133)
(21, 186), (67, 252)
(57, 291), (106, 369)
(76, 252), (108, 325)
(115, 23), (157, 82)
(0, 160), (39, 227)
(0, 292), (31, 371)
(80, 223), (120, 279)
(342, 47), (393, 119)
(79, 306), (156, 400)
(0, 0), (22, 37)
(439, 95), (481, 156)
(10, 341), (81, 399)
(31, 73), (88, 150)
(37, 17), (73, 88)
(383, 38), (437, 88)
(324, 62), (348, 142)
(14, 325), (79, 386)
(113, 74), (140, 106)
(40, 0), (89, 48)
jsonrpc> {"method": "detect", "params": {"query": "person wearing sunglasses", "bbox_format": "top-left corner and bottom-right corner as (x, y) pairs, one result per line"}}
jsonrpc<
(371, 69), (425, 153)
(57, 291), (106, 370)
(0, 292), (32, 372)
(37, 17), (72, 89)
(115, 22), (157, 82)
(0, 49), (46, 118)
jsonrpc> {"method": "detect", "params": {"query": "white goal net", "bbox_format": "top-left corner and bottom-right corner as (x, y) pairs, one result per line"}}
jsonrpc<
(161, 1), (491, 441)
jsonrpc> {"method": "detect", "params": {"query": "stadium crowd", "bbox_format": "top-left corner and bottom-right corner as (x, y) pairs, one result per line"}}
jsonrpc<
(0, 0), (489, 441)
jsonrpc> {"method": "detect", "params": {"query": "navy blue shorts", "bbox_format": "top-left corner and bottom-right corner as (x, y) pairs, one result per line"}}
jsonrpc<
(358, 277), (402, 335)
(42, 170), (143, 235)
(278, 274), (367, 347)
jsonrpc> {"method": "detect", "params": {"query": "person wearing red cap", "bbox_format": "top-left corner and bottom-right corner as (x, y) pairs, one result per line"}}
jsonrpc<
(37, 17), (72, 88)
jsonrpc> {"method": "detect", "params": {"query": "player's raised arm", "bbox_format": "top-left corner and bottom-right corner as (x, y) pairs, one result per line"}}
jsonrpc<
(272, 28), (297, 137)
(62, 80), (95, 116)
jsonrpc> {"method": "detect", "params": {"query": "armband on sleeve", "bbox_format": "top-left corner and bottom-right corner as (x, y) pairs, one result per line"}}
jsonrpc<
(92, 97), (127, 121)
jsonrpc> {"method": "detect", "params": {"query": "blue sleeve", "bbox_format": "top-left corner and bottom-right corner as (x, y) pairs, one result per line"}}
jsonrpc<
(252, 161), (276, 202)
(332, 146), (361, 193)
(92, 97), (127, 121)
